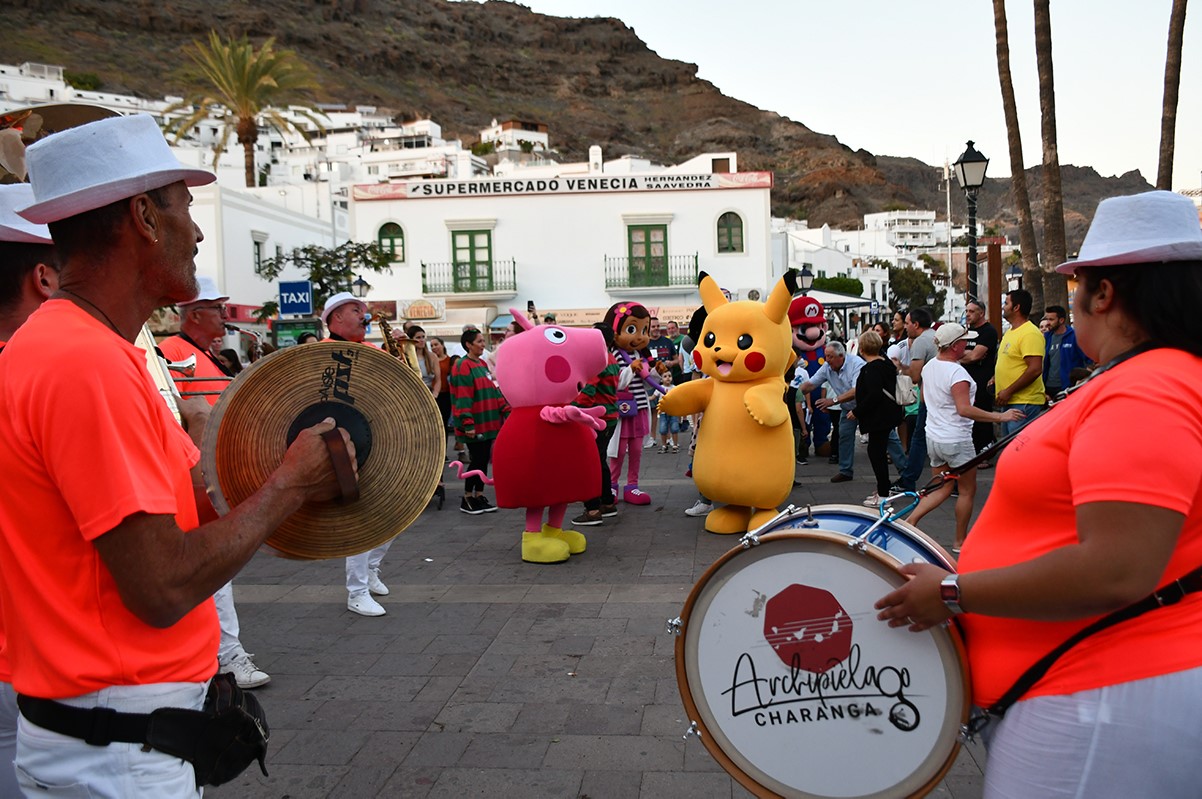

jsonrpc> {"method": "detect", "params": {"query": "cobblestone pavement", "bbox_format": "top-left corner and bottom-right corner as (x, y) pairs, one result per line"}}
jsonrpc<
(212, 432), (990, 798)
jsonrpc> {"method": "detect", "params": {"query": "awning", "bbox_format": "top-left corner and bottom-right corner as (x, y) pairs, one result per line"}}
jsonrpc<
(489, 313), (514, 330)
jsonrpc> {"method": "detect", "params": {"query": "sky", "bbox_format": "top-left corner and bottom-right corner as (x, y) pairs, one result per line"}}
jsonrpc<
(508, 0), (1201, 190)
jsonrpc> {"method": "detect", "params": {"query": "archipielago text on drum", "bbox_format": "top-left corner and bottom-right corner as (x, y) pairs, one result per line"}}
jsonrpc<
(320, 347), (359, 404)
(724, 645), (921, 732)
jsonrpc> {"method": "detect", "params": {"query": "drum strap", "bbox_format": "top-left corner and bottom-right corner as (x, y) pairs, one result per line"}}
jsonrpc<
(967, 562), (1202, 737)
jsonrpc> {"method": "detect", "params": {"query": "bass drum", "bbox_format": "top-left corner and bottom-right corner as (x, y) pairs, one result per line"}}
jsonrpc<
(777, 504), (957, 571)
(675, 528), (969, 799)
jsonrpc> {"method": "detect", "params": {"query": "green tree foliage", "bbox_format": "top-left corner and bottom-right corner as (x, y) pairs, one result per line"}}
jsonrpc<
(255, 241), (395, 311)
(63, 71), (102, 90)
(918, 253), (949, 277)
(888, 266), (947, 319)
(812, 275), (864, 296)
(163, 31), (323, 187)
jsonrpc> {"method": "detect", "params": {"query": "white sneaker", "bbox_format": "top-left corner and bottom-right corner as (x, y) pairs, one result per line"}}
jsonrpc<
(368, 570), (389, 596)
(862, 492), (882, 508)
(348, 593), (386, 617)
(644, 437), (657, 449)
(219, 652), (271, 689)
(684, 500), (714, 517)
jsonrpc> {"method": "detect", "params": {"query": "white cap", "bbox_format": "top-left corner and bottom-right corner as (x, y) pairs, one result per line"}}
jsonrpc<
(179, 275), (228, 306)
(933, 322), (977, 348)
(19, 114), (214, 224)
(321, 291), (361, 323)
(1057, 190), (1202, 274)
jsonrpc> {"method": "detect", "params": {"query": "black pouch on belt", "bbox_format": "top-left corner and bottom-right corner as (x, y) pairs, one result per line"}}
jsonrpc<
(145, 672), (270, 786)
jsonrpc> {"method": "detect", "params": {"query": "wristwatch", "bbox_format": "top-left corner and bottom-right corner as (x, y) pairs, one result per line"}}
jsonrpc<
(940, 575), (964, 615)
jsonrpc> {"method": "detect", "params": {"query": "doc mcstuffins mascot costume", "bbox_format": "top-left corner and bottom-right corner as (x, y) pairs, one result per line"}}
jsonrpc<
(789, 294), (832, 457)
(491, 310), (609, 563)
(602, 301), (655, 505)
(658, 270), (799, 534)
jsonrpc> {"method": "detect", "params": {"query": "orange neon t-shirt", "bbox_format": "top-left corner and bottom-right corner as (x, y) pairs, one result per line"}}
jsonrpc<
(0, 300), (218, 699)
(159, 333), (230, 407)
(959, 348), (1202, 707)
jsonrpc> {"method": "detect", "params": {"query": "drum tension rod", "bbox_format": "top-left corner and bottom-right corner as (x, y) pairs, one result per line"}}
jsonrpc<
(682, 721), (702, 741)
(666, 617), (682, 636)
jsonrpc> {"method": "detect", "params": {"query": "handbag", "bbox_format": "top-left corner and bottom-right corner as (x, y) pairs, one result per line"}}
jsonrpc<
(884, 373), (918, 406)
(616, 389), (639, 419)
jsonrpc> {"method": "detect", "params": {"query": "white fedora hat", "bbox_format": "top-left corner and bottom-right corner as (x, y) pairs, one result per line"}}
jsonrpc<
(0, 184), (52, 244)
(18, 114), (215, 225)
(179, 275), (229, 306)
(321, 291), (362, 323)
(1057, 190), (1202, 274)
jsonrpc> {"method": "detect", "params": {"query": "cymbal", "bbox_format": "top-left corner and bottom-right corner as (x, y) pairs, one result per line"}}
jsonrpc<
(201, 341), (445, 559)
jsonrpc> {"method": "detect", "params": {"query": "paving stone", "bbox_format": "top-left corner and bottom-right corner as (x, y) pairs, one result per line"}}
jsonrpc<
(432, 702), (523, 733)
(400, 731), (474, 767)
(639, 771), (735, 798)
(578, 769), (644, 799)
(273, 728), (374, 765)
(545, 734), (685, 771)
(457, 733), (554, 769)
(424, 767), (582, 799)
(354, 700), (444, 732)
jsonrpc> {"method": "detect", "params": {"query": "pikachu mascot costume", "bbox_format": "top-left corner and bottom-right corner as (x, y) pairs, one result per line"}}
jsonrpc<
(658, 270), (799, 534)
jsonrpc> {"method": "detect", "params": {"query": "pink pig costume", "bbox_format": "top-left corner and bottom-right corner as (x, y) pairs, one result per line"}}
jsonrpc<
(491, 310), (608, 564)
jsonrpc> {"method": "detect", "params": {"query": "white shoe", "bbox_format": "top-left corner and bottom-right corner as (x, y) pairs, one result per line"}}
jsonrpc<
(644, 437), (657, 449)
(862, 492), (882, 508)
(219, 652), (271, 689)
(348, 593), (386, 617)
(368, 570), (389, 596)
(684, 500), (714, 517)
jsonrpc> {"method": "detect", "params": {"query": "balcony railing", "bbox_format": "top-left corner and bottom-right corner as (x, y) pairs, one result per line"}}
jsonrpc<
(422, 259), (517, 294)
(604, 253), (699, 290)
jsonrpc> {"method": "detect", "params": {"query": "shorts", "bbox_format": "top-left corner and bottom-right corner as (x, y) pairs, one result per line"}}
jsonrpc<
(928, 439), (976, 469)
(658, 414), (681, 435)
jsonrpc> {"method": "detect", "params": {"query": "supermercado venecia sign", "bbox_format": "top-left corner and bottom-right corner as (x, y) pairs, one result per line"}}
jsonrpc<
(351, 171), (773, 201)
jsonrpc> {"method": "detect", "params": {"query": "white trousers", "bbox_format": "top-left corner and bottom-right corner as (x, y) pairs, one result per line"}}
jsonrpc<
(982, 665), (1202, 799)
(1, 681), (18, 799)
(212, 581), (242, 663)
(345, 542), (392, 597)
(15, 681), (206, 798)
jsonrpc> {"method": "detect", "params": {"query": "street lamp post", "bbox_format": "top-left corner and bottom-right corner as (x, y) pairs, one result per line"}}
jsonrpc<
(799, 263), (815, 295)
(350, 274), (372, 299)
(953, 140), (989, 302)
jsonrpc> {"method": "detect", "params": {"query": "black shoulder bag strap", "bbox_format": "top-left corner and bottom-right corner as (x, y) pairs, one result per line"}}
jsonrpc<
(965, 563), (1202, 739)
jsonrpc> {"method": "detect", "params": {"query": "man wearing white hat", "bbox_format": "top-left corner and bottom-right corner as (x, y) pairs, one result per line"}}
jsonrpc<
(160, 275), (235, 403)
(320, 291), (397, 616)
(0, 113), (354, 796)
(0, 182), (58, 799)
(161, 276), (272, 690)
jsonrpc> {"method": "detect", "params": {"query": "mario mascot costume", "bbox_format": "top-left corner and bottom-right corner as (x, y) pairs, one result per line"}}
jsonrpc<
(491, 309), (608, 564)
(658, 270), (799, 534)
(789, 294), (832, 455)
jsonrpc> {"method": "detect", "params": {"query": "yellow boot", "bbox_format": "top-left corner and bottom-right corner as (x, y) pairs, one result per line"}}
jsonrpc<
(522, 530), (570, 564)
(542, 523), (587, 555)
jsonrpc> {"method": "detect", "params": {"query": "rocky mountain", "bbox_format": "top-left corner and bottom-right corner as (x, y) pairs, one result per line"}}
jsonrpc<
(4, 0), (1151, 248)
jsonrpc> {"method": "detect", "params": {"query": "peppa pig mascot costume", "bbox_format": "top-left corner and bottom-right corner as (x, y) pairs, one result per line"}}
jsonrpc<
(789, 294), (832, 456)
(492, 309), (609, 564)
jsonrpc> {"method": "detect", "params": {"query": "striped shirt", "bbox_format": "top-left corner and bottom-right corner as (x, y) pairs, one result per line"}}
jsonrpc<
(574, 355), (620, 430)
(615, 348), (652, 410)
(450, 355), (507, 441)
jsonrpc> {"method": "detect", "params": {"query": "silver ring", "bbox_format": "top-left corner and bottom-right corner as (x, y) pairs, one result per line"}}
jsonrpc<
(906, 616), (914, 624)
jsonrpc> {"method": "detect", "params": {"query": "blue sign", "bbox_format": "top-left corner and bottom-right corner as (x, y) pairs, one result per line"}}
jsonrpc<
(279, 280), (313, 316)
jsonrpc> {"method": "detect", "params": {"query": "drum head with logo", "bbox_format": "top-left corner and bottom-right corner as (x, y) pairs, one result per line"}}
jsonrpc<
(201, 342), (444, 559)
(676, 531), (969, 799)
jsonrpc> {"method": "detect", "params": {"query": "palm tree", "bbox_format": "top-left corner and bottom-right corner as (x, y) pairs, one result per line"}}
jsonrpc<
(1034, 0), (1068, 310)
(993, 0), (1044, 314)
(164, 31), (324, 187)
(1157, 0), (1189, 190)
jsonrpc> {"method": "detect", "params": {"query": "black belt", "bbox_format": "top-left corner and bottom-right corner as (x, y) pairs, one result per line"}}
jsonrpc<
(17, 694), (157, 746)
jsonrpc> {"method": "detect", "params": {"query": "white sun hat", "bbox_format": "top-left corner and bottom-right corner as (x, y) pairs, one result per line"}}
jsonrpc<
(179, 275), (229, 306)
(0, 184), (52, 244)
(18, 113), (215, 225)
(1057, 190), (1202, 274)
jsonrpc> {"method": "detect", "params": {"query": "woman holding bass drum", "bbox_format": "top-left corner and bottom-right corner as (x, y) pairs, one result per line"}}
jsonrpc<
(876, 191), (1202, 798)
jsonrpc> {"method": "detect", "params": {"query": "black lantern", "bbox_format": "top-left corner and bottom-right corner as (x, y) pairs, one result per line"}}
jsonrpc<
(953, 141), (989, 301)
(799, 263), (815, 295)
(350, 274), (372, 299)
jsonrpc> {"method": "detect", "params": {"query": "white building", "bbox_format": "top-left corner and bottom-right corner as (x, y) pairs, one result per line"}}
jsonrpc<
(348, 149), (773, 337)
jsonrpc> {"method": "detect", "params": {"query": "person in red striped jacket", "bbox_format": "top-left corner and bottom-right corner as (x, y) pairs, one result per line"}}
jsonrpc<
(451, 327), (508, 514)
